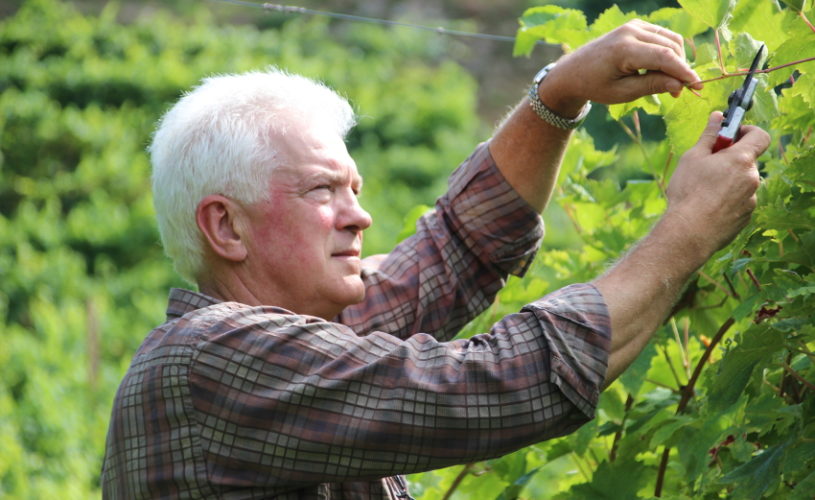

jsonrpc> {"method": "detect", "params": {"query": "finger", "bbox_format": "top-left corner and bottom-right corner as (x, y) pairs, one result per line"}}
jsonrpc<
(620, 43), (700, 88)
(632, 20), (686, 54)
(631, 26), (684, 59)
(733, 125), (771, 157)
(612, 68), (697, 101)
(695, 112), (725, 150)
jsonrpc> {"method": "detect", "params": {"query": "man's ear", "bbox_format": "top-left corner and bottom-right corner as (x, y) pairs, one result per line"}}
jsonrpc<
(196, 195), (248, 263)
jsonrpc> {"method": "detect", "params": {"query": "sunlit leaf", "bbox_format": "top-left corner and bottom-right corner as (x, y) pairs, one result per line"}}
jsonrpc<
(678, 0), (736, 28)
(514, 6), (589, 55)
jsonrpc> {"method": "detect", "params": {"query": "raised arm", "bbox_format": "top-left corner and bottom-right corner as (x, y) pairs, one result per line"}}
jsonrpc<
(597, 113), (770, 384)
(490, 19), (702, 212)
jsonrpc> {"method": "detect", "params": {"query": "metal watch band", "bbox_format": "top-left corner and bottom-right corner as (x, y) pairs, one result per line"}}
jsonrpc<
(528, 63), (591, 130)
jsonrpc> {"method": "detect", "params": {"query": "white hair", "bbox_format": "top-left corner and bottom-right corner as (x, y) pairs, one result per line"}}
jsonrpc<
(149, 68), (356, 283)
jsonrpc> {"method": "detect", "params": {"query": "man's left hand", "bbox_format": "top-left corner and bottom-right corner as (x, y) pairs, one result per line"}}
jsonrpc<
(538, 19), (703, 117)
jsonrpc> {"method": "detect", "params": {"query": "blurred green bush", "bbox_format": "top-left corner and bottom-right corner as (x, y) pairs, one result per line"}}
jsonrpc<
(0, 0), (485, 496)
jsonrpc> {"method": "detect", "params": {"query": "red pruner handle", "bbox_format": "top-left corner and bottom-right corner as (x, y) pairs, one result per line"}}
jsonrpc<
(712, 133), (734, 153)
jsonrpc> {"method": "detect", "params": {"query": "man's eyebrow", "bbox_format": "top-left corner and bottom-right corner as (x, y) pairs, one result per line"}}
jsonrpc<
(352, 174), (364, 192)
(302, 167), (363, 190)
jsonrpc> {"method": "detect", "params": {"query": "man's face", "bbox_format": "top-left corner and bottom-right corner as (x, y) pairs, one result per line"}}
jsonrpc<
(240, 119), (372, 319)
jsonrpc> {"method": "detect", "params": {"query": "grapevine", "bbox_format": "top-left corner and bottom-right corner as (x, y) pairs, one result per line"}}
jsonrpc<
(413, 1), (815, 498)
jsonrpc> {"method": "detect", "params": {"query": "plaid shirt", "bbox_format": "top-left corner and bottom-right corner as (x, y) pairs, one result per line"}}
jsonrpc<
(102, 143), (610, 499)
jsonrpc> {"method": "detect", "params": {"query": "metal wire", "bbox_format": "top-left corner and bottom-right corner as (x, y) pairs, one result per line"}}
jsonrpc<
(209, 0), (518, 43)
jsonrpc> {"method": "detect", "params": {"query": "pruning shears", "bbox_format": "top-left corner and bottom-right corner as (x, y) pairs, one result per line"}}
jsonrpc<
(713, 45), (765, 153)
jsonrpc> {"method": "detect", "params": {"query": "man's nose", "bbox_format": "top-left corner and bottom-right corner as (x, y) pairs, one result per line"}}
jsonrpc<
(338, 190), (372, 232)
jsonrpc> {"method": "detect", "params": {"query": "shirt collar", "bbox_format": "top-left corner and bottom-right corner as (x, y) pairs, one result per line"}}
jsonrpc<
(166, 288), (222, 320)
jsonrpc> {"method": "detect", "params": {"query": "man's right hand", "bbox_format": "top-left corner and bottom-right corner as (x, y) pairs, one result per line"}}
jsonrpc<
(595, 112), (769, 384)
(665, 111), (770, 259)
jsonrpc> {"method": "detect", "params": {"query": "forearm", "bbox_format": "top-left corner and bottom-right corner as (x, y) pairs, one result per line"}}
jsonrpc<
(593, 210), (709, 384)
(594, 109), (769, 386)
(488, 100), (570, 212)
(489, 87), (586, 213)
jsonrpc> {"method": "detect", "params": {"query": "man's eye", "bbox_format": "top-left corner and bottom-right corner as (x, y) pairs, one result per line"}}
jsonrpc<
(313, 185), (334, 192)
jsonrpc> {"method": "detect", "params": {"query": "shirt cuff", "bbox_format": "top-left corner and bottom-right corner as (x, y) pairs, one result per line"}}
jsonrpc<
(522, 283), (611, 420)
(441, 142), (544, 277)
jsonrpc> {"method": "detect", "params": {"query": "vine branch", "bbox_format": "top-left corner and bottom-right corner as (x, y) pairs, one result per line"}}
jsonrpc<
(654, 317), (736, 497)
(800, 10), (815, 34)
(442, 463), (475, 500)
(687, 56), (815, 87)
(609, 394), (635, 462)
(783, 362), (815, 393)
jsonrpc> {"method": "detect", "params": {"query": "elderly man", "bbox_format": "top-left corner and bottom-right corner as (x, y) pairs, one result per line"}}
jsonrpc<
(102, 20), (769, 499)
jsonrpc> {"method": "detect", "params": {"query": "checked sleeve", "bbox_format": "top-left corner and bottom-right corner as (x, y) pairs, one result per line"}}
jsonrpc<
(338, 142), (544, 341)
(184, 284), (609, 491)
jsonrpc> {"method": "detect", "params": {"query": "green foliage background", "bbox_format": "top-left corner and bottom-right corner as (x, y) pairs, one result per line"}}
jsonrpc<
(1, 0), (814, 499)
(0, 0), (483, 496)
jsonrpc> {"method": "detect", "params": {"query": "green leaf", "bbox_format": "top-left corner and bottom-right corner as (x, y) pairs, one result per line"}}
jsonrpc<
(675, 415), (731, 479)
(607, 95), (661, 121)
(618, 340), (657, 396)
(647, 8), (709, 39)
(780, 0), (808, 12)
(589, 5), (638, 37)
(514, 6), (589, 56)
(719, 444), (787, 498)
(571, 418), (600, 456)
(789, 469), (815, 500)
(396, 204), (431, 243)
(732, 293), (762, 321)
(730, 0), (786, 52)
(663, 92), (714, 156)
(770, 34), (815, 87)
(708, 325), (785, 412)
(787, 284), (815, 298)
(494, 466), (541, 500)
(562, 458), (648, 499)
(649, 415), (694, 448)
(678, 0), (735, 28)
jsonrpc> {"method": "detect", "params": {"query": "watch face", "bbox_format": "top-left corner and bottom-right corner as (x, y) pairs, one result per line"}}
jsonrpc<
(534, 63), (557, 84)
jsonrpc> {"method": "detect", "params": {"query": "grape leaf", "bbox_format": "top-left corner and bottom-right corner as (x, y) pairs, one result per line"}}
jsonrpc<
(607, 95), (661, 120)
(678, 0), (736, 28)
(589, 5), (638, 38)
(719, 443), (787, 498)
(647, 7), (709, 39)
(790, 470), (815, 500)
(730, 0), (786, 52)
(780, 0), (808, 12)
(494, 466), (541, 500)
(708, 325), (785, 412)
(618, 339), (657, 396)
(514, 6), (589, 56)
(563, 458), (648, 499)
(663, 92), (713, 155)
(769, 34), (815, 87)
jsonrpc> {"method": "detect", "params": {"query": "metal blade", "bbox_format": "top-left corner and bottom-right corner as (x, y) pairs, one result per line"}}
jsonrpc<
(747, 44), (765, 76)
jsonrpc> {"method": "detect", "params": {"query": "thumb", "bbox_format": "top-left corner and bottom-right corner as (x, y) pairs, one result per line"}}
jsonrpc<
(694, 111), (725, 151)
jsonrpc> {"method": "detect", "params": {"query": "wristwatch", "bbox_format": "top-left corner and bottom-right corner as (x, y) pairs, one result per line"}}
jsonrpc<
(528, 63), (591, 130)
